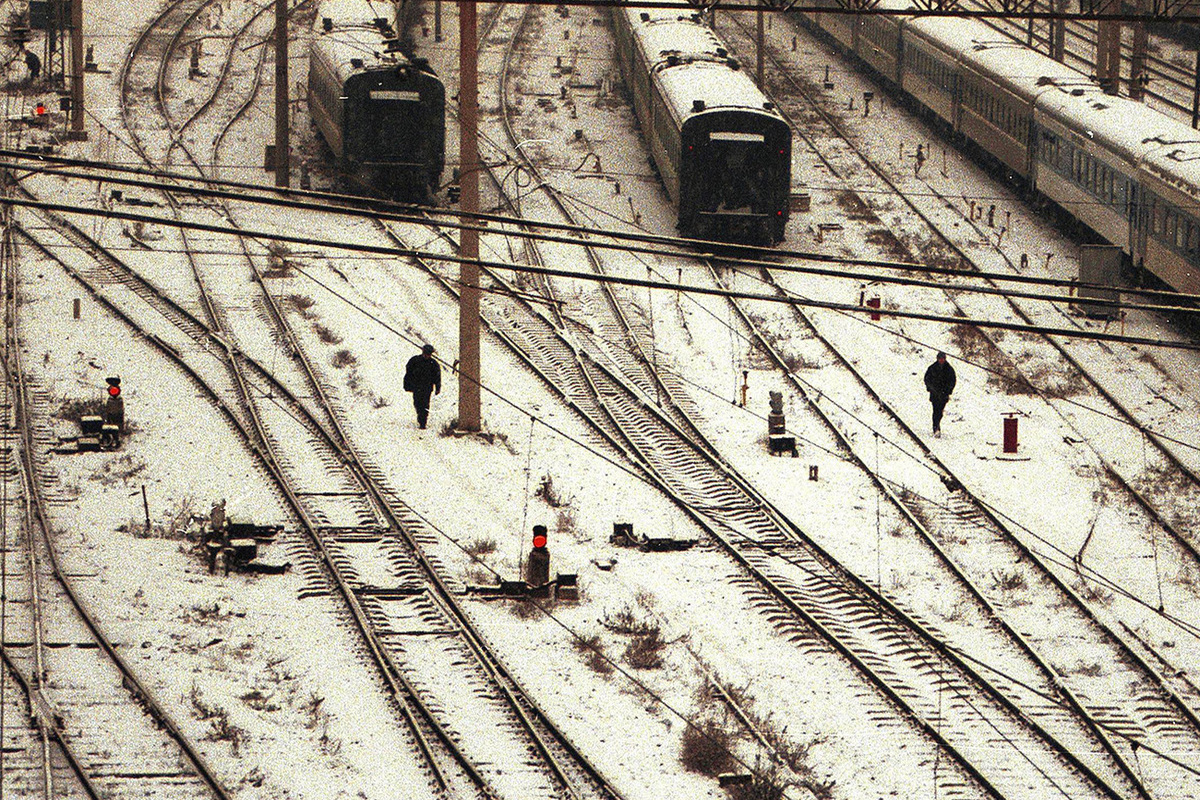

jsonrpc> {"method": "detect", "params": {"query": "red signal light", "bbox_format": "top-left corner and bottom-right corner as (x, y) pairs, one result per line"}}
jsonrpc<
(532, 532), (547, 548)
(105, 376), (121, 397)
(35, 102), (45, 116)
(108, 385), (120, 397)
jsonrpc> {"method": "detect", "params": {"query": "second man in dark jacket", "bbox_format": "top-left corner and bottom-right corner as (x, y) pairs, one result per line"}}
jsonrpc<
(924, 351), (956, 436)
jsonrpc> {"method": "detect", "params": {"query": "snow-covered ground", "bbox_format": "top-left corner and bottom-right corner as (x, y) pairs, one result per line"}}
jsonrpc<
(3, 0), (1200, 798)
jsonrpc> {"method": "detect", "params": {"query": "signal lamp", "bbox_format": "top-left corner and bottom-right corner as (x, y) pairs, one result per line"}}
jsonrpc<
(532, 532), (548, 548)
(105, 376), (121, 397)
(35, 102), (45, 116)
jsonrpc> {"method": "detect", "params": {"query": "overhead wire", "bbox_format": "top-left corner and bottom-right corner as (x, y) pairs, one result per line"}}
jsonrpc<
(4, 149), (1198, 306)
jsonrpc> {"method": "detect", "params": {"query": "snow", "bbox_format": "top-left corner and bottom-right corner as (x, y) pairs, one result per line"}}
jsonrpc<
(5, 0), (1200, 799)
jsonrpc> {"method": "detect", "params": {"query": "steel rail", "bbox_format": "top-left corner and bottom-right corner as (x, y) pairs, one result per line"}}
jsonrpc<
(4, 234), (234, 800)
(772, 7), (1200, 606)
(724, 6), (1200, 785)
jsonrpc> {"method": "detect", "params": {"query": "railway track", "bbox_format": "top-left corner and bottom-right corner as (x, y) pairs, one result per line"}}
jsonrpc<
(4, 2), (630, 798)
(712, 9), (1200, 796)
(0, 199), (232, 800)
(757, 8), (1200, 621)
(356, 4), (1194, 798)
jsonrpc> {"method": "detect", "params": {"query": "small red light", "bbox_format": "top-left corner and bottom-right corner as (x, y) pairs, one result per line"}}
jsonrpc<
(532, 533), (547, 548)
(687, 145), (693, 151)
(35, 102), (45, 116)
(108, 385), (120, 397)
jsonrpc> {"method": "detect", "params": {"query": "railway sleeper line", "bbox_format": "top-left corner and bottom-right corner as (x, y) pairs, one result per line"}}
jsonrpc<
(52, 7), (633, 796)
(714, 9), (1200, 791)
(384, 208), (1131, 800)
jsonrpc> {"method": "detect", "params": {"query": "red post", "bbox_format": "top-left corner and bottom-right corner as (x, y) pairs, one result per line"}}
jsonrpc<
(866, 296), (881, 321)
(1003, 414), (1019, 454)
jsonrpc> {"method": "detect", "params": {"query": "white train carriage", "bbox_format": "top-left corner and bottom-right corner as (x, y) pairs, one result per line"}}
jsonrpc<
(1133, 140), (1200, 295)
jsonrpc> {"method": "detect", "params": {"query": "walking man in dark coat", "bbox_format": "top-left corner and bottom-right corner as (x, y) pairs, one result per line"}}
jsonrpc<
(404, 344), (441, 429)
(924, 351), (956, 436)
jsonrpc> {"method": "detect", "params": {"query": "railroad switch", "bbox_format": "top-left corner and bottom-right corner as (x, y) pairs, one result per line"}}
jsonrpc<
(609, 522), (696, 552)
(199, 503), (287, 576)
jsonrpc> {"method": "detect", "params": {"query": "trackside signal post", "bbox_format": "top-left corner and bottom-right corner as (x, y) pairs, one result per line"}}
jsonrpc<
(459, 0), (481, 431)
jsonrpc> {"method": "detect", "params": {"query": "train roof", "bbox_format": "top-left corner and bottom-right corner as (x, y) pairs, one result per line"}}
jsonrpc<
(312, 0), (418, 78)
(619, 7), (733, 69)
(656, 60), (781, 122)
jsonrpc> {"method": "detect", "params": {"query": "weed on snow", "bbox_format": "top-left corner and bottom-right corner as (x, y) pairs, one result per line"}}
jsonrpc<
(1024, 359), (1087, 398)
(680, 718), (737, 776)
(89, 453), (147, 486)
(602, 604), (658, 636)
(573, 633), (614, 675)
(240, 689), (280, 712)
(190, 684), (247, 755)
(555, 507), (580, 540)
(123, 496), (197, 540)
(331, 349), (357, 368)
(1074, 578), (1114, 606)
(182, 601), (234, 624)
(948, 322), (1031, 394)
(57, 396), (106, 422)
(315, 323), (342, 345)
(535, 474), (572, 508)
(990, 568), (1028, 594)
(623, 628), (666, 669)
(463, 537), (498, 559)
(286, 294), (317, 319)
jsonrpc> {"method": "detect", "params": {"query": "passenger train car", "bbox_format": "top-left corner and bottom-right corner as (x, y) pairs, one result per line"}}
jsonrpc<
(308, 0), (444, 200)
(800, 0), (1200, 295)
(612, 6), (793, 243)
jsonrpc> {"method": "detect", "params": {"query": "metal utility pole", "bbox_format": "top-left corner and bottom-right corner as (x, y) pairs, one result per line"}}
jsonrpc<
(68, 0), (85, 139)
(1096, 18), (1120, 94)
(458, 0), (481, 431)
(1051, 0), (1066, 61)
(756, 0), (764, 87)
(1193, 49), (1200, 129)
(1129, 0), (1147, 100)
(274, 0), (289, 187)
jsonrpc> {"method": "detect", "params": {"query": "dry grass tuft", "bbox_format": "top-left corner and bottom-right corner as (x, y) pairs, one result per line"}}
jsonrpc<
(680, 719), (737, 776)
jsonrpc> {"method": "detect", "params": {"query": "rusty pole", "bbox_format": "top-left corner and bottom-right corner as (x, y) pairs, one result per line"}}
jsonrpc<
(458, 0), (481, 431)
(275, 0), (290, 187)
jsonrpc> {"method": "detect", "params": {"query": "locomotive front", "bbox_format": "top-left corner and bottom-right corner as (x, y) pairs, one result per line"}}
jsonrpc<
(342, 62), (445, 200)
(662, 65), (792, 243)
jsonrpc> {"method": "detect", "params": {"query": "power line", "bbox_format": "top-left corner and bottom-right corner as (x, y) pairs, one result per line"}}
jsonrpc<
(6, 190), (1199, 351)
(4, 150), (1196, 306)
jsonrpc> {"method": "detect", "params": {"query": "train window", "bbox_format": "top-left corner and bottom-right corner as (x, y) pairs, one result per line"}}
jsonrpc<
(1187, 222), (1199, 255)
